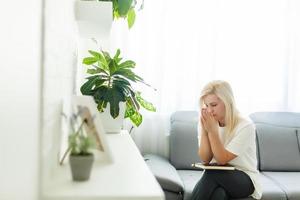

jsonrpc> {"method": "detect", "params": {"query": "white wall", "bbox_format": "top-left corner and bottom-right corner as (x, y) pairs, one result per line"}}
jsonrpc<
(0, 0), (126, 198)
(41, 1), (113, 192)
(41, 0), (78, 192)
(0, 1), (42, 200)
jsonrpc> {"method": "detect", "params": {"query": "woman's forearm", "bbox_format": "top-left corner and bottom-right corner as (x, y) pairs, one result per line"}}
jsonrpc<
(198, 133), (213, 163)
(207, 131), (229, 165)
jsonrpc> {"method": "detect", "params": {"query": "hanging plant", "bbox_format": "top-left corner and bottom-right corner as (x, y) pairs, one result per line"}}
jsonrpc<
(100, 0), (144, 28)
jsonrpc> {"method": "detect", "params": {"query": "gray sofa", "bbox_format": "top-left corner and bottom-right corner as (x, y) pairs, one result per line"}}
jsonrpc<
(144, 111), (300, 200)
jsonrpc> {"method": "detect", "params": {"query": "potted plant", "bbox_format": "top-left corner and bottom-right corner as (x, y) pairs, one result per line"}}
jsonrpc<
(99, 0), (144, 28)
(80, 48), (155, 129)
(74, 0), (143, 38)
(60, 118), (96, 181)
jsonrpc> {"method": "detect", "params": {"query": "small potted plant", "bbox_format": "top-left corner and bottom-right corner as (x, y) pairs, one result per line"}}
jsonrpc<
(61, 118), (96, 181)
(80, 48), (155, 130)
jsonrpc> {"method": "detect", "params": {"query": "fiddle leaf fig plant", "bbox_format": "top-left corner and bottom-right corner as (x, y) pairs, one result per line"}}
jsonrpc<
(80, 48), (156, 127)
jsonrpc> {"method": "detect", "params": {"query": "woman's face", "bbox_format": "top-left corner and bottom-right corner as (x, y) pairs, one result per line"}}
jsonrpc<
(203, 94), (226, 125)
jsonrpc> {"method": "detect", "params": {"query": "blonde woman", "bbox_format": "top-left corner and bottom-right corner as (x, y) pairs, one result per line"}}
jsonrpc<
(190, 80), (262, 200)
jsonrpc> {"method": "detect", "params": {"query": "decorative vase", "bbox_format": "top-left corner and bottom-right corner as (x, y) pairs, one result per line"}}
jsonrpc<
(69, 154), (94, 181)
(99, 102), (126, 133)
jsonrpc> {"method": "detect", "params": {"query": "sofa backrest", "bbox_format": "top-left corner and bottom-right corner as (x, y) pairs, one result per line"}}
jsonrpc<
(249, 112), (300, 171)
(169, 111), (201, 169)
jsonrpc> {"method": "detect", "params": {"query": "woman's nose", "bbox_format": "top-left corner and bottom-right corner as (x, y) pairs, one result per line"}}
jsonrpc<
(207, 107), (212, 113)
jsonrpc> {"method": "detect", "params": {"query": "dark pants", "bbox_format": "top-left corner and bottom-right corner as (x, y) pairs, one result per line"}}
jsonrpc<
(190, 169), (254, 200)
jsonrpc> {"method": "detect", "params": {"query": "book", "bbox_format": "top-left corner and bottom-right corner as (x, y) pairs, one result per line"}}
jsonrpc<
(191, 162), (235, 170)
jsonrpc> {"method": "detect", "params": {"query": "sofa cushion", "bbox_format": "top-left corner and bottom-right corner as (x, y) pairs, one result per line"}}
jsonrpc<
(164, 190), (183, 200)
(249, 112), (300, 127)
(250, 112), (300, 172)
(170, 111), (201, 169)
(144, 154), (184, 193)
(263, 172), (300, 200)
(259, 173), (287, 200)
(177, 170), (203, 200)
(255, 124), (300, 171)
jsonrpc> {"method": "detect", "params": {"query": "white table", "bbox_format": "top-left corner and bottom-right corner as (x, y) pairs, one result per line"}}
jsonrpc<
(43, 131), (165, 200)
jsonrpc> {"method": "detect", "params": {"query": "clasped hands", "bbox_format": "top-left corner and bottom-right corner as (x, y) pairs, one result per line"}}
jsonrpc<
(200, 108), (219, 135)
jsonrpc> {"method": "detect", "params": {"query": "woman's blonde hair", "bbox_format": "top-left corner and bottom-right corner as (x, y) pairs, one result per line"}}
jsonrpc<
(199, 80), (240, 136)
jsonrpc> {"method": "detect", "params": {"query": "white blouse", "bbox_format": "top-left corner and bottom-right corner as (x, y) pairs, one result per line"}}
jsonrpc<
(198, 117), (262, 199)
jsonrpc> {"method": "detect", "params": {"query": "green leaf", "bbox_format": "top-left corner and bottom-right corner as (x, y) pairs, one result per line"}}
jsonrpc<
(136, 93), (156, 111)
(113, 49), (121, 62)
(97, 100), (107, 112)
(127, 8), (136, 29)
(87, 50), (109, 71)
(112, 0), (119, 18)
(107, 88), (126, 118)
(130, 111), (142, 126)
(80, 75), (101, 95)
(87, 69), (97, 75)
(80, 136), (94, 154)
(68, 128), (95, 155)
(125, 103), (135, 118)
(98, 52), (109, 70)
(113, 9), (120, 19)
(118, 0), (133, 17)
(102, 50), (111, 60)
(113, 80), (132, 97)
(119, 60), (136, 69)
(113, 76), (131, 86)
(88, 50), (101, 58)
(87, 68), (100, 75)
(108, 59), (118, 74)
(94, 86), (109, 102)
(83, 57), (98, 65)
(112, 68), (139, 82)
(127, 90), (140, 110)
(87, 67), (109, 76)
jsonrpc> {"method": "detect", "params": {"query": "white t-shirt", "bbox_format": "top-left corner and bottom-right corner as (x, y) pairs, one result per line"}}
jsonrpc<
(198, 117), (262, 199)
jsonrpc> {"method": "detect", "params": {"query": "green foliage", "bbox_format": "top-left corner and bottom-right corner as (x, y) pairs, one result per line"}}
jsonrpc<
(100, 0), (143, 29)
(80, 49), (156, 127)
(68, 121), (96, 156)
(69, 134), (94, 156)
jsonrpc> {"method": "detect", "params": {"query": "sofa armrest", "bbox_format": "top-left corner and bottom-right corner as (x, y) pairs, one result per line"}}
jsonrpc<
(144, 154), (184, 193)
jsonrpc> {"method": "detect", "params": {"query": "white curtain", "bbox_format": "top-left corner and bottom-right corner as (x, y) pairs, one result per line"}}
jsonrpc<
(109, 0), (300, 157)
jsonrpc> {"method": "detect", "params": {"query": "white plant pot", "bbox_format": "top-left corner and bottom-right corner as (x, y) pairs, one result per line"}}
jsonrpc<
(74, 0), (113, 39)
(99, 102), (126, 133)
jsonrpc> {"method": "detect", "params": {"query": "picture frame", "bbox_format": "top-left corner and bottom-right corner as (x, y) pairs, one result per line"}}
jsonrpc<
(57, 95), (113, 165)
(72, 95), (113, 163)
